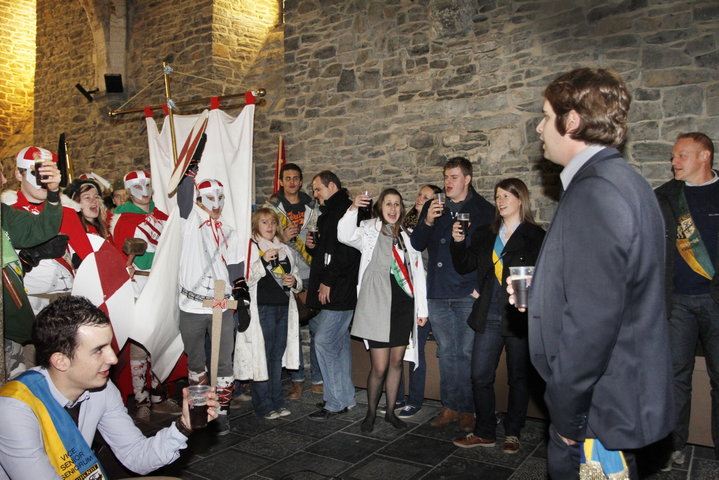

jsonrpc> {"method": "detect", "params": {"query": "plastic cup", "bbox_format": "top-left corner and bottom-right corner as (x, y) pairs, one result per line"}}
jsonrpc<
(509, 266), (535, 309)
(187, 385), (211, 429)
(457, 212), (470, 235)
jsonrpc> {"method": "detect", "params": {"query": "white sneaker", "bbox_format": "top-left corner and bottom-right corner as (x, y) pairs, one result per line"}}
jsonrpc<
(263, 410), (281, 420)
(277, 407), (291, 417)
(661, 449), (686, 471)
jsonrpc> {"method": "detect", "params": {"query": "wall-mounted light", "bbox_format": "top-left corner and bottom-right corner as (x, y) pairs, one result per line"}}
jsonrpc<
(104, 73), (123, 93)
(75, 83), (99, 102)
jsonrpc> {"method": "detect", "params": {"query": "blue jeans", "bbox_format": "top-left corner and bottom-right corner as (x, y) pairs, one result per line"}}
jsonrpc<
(406, 320), (432, 407)
(470, 313), (530, 439)
(290, 316), (323, 384)
(313, 309), (356, 412)
(251, 305), (288, 415)
(428, 297), (475, 413)
(668, 293), (719, 454)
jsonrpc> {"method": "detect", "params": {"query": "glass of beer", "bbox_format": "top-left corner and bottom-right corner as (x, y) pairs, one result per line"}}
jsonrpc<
(457, 212), (470, 236)
(187, 385), (211, 429)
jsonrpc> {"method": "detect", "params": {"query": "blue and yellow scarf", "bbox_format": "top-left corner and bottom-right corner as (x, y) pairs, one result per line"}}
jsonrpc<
(0, 370), (107, 480)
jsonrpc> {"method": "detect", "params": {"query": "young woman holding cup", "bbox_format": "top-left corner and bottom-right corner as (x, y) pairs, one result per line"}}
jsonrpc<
(449, 178), (544, 453)
(337, 188), (428, 433)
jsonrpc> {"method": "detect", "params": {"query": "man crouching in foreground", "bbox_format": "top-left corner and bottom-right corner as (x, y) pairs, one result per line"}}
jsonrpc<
(0, 296), (219, 479)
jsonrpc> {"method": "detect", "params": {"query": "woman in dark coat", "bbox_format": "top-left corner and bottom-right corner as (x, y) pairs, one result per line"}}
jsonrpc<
(449, 178), (545, 453)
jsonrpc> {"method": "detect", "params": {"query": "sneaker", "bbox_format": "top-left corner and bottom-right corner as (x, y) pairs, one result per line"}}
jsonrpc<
(216, 414), (231, 435)
(661, 449), (686, 472)
(308, 407), (349, 422)
(453, 433), (496, 449)
(263, 410), (281, 420)
(277, 407), (292, 417)
(398, 405), (421, 418)
(151, 398), (182, 415)
(503, 435), (520, 454)
(430, 408), (459, 427)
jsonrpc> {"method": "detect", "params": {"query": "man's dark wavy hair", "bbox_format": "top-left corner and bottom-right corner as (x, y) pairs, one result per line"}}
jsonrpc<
(32, 296), (110, 368)
(544, 67), (631, 147)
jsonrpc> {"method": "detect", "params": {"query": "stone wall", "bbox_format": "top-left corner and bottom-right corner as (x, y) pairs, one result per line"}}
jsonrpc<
(0, 0), (36, 173)
(275, 0), (719, 224)
(1, 0), (280, 190)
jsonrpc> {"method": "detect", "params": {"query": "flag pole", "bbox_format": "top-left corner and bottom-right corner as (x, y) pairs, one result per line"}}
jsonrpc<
(162, 63), (179, 166)
(273, 135), (284, 194)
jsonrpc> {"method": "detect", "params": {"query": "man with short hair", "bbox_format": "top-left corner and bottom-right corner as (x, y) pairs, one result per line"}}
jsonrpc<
(0, 296), (219, 479)
(266, 163), (323, 399)
(656, 132), (719, 465)
(521, 67), (673, 478)
(410, 157), (493, 432)
(305, 171), (360, 420)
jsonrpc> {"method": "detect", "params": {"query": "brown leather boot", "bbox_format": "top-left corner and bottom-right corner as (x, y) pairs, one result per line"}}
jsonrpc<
(288, 381), (303, 400)
(430, 408), (459, 427)
(458, 413), (476, 432)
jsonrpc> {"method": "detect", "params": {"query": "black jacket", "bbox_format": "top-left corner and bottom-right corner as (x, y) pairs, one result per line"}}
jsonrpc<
(305, 189), (360, 310)
(450, 222), (545, 336)
(655, 175), (719, 307)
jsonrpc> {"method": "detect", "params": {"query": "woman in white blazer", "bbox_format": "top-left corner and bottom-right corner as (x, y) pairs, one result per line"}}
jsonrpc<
(337, 188), (428, 433)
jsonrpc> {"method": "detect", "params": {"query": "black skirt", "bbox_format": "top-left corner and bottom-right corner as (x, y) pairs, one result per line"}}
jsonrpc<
(367, 275), (414, 348)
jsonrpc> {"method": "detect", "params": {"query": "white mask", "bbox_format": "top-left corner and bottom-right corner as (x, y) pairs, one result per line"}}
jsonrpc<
(197, 179), (225, 211)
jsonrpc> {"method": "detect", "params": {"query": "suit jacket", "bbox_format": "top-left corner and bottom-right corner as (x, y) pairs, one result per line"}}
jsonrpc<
(450, 222), (545, 336)
(528, 147), (674, 449)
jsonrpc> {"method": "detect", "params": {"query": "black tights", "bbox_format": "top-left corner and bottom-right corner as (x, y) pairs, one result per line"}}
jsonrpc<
(365, 345), (406, 423)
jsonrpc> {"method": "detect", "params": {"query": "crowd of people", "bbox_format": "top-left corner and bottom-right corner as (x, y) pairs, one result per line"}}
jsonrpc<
(0, 66), (716, 480)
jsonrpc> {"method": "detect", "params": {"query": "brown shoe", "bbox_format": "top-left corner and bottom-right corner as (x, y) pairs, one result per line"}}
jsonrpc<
(430, 408), (459, 427)
(503, 435), (520, 454)
(311, 383), (324, 394)
(458, 413), (475, 432)
(288, 381), (303, 400)
(151, 398), (183, 415)
(453, 433), (496, 448)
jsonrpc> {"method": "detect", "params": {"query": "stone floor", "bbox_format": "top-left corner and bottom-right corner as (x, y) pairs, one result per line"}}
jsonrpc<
(123, 379), (717, 480)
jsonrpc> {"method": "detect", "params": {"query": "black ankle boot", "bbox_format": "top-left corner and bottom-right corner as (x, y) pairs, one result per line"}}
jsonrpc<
(385, 413), (407, 430)
(361, 412), (376, 433)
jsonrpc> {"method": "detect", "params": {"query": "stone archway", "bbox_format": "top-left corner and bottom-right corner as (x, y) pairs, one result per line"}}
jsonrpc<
(77, 0), (127, 94)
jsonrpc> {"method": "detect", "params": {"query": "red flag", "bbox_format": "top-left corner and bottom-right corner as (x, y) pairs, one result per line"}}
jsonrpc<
(273, 135), (286, 194)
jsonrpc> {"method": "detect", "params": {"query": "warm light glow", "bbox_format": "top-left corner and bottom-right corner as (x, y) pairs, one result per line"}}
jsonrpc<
(0, 0), (36, 144)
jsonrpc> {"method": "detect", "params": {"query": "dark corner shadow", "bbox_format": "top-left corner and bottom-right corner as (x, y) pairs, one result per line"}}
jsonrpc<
(531, 156), (562, 203)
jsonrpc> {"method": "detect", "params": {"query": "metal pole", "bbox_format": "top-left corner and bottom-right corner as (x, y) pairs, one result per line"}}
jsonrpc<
(162, 63), (179, 166)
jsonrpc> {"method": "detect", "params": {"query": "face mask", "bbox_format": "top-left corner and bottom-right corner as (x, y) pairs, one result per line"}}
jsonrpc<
(197, 179), (225, 211)
(128, 179), (152, 200)
(200, 190), (225, 210)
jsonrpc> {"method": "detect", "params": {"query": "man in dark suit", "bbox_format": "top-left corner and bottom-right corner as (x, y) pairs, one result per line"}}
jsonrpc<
(518, 67), (674, 478)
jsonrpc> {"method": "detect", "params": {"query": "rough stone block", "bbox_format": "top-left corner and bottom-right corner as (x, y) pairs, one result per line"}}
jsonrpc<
(662, 85), (704, 117)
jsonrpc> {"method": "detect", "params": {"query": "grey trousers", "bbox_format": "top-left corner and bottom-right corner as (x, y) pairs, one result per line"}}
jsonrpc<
(179, 309), (235, 377)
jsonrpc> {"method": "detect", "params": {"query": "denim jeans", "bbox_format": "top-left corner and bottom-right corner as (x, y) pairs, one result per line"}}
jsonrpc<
(428, 297), (475, 413)
(406, 320), (432, 407)
(470, 313), (530, 439)
(313, 309), (356, 412)
(251, 305), (289, 416)
(668, 293), (719, 454)
(290, 316), (323, 384)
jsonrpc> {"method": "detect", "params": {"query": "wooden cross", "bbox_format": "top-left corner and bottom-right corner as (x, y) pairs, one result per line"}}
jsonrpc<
(202, 280), (237, 387)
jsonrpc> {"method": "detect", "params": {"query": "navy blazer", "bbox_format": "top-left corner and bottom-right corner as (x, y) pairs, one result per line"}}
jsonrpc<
(410, 187), (494, 299)
(528, 147), (674, 449)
